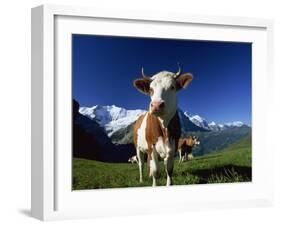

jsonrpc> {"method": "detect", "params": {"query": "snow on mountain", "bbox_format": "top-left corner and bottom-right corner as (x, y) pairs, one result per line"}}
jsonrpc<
(79, 105), (146, 137)
(208, 121), (225, 131)
(178, 109), (208, 132)
(79, 105), (247, 138)
(189, 115), (210, 130)
(225, 121), (244, 127)
(183, 111), (192, 118)
(184, 112), (247, 131)
(208, 121), (219, 131)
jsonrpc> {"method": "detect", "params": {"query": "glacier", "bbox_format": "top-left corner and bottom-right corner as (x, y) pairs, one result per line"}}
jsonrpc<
(79, 105), (146, 137)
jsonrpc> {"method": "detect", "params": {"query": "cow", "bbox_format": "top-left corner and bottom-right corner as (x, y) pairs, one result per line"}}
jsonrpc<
(178, 136), (200, 163)
(128, 155), (139, 164)
(133, 64), (193, 186)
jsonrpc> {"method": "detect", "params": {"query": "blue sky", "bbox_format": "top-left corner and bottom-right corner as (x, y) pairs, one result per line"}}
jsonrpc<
(72, 34), (252, 125)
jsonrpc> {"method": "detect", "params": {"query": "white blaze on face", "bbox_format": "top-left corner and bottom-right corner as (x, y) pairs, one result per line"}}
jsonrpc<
(150, 71), (177, 116)
(193, 138), (200, 146)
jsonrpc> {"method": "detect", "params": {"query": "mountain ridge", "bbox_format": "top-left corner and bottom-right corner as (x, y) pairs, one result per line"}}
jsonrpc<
(73, 100), (251, 161)
(79, 104), (249, 139)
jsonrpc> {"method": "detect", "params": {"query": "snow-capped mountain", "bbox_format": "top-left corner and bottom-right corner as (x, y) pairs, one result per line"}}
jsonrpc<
(76, 102), (250, 158)
(74, 100), (251, 159)
(183, 111), (192, 118)
(183, 111), (247, 131)
(178, 110), (208, 133)
(225, 121), (244, 127)
(80, 105), (209, 140)
(206, 121), (225, 131)
(79, 104), (248, 140)
(79, 105), (146, 137)
(207, 121), (245, 131)
(189, 114), (210, 130)
(208, 121), (219, 131)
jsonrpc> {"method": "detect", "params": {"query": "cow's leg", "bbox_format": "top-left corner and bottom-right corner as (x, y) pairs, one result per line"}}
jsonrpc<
(137, 149), (144, 183)
(164, 156), (174, 186)
(179, 149), (182, 163)
(164, 151), (175, 186)
(184, 153), (187, 162)
(150, 149), (160, 187)
(165, 140), (176, 186)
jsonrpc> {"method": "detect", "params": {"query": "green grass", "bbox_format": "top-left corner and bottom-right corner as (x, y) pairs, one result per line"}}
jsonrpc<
(73, 136), (252, 190)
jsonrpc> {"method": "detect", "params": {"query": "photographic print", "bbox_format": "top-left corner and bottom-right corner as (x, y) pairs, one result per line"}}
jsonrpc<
(72, 35), (252, 189)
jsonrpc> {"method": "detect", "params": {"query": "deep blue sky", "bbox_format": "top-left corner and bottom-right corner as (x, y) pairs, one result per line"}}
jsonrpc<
(72, 34), (252, 125)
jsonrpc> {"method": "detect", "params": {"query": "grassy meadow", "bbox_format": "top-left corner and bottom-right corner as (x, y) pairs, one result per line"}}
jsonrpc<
(72, 136), (251, 190)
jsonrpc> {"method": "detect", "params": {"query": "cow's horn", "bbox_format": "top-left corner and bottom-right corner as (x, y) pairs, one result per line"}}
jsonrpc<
(174, 62), (181, 78)
(141, 67), (151, 80)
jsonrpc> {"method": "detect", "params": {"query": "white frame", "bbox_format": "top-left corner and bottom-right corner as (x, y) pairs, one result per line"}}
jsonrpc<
(31, 4), (274, 221)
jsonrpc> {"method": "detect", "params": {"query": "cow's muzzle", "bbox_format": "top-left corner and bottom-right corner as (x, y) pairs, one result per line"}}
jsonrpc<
(150, 101), (165, 115)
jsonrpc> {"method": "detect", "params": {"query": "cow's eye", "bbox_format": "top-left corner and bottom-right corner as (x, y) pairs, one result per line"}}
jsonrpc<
(171, 85), (176, 90)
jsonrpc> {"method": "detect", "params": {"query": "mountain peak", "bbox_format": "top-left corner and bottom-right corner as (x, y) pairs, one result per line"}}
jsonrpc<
(79, 105), (146, 136)
(183, 112), (247, 131)
(79, 104), (248, 136)
(191, 115), (205, 122)
(189, 115), (210, 130)
(225, 121), (244, 127)
(183, 111), (192, 118)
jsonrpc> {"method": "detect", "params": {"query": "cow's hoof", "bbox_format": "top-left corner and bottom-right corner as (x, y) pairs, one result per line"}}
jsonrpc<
(166, 179), (172, 186)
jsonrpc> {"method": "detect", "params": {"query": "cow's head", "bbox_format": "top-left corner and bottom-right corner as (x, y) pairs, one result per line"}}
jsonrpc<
(190, 136), (200, 146)
(133, 64), (193, 118)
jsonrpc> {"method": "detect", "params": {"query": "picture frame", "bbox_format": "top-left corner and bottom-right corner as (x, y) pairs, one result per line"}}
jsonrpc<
(31, 4), (274, 221)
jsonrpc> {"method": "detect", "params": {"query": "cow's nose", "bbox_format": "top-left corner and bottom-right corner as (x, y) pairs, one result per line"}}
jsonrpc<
(151, 101), (165, 111)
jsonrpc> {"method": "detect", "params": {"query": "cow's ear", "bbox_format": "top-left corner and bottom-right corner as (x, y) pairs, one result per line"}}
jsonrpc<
(133, 78), (151, 95)
(176, 73), (193, 90)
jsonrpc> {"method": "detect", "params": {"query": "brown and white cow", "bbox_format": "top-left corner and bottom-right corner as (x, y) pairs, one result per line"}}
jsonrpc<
(178, 136), (200, 163)
(133, 64), (193, 186)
